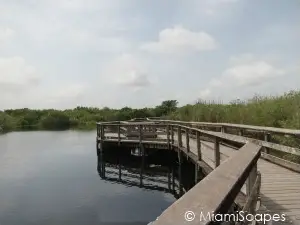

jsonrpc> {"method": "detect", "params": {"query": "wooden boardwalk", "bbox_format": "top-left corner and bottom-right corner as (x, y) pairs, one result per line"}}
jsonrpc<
(157, 132), (300, 224)
(97, 121), (300, 224)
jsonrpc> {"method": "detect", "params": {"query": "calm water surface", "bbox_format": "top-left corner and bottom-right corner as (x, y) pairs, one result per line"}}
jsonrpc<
(0, 131), (175, 225)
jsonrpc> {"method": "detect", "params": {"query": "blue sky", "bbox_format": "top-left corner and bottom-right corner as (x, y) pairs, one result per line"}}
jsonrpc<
(0, 0), (299, 109)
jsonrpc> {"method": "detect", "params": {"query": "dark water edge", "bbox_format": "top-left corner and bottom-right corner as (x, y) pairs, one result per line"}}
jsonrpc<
(0, 131), (177, 225)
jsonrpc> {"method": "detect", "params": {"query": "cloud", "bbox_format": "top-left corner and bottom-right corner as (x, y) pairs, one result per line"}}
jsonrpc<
(0, 0), (298, 108)
(1, 0), (135, 52)
(200, 55), (286, 98)
(0, 27), (15, 43)
(222, 61), (285, 87)
(0, 56), (42, 109)
(103, 53), (152, 89)
(48, 84), (87, 100)
(117, 71), (151, 88)
(140, 25), (217, 54)
(0, 56), (40, 92)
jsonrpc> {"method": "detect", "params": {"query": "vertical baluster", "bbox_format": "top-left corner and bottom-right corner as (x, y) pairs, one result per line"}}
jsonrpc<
(196, 131), (202, 161)
(186, 128), (190, 152)
(214, 137), (220, 168)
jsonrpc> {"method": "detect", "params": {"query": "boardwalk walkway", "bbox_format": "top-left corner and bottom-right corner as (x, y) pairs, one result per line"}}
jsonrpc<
(157, 132), (300, 224)
(98, 121), (300, 224)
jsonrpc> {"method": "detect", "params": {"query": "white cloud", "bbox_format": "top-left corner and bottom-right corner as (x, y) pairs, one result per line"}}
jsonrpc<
(140, 25), (217, 54)
(0, 56), (42, 109)
(117, 71), (151, 88)
(222, 61), (285, 87)
(48, 84), (87, 100)
(0, 27), (15, 43)
(199, 55), (286, 98)
(0, 56), (40, 91)
(0, 0), (298, 109)
(103, 53), (152, 89)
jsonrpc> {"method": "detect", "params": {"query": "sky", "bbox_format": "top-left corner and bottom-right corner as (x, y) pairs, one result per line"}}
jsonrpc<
(0, 0), (299, 109)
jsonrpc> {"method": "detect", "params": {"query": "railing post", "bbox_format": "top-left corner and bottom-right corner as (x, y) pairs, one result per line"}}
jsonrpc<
(214, 137), (220, 168)
(221, 126), (226, 133)
(118, 124), (121, 144)
(101, 125), (105, 140)
(178, 150), (183, 196)
(196, 131), (202, 161)
(166, 124), (170, 145)
(246, 163), (258, 215)
(178, 126), (182, 147)
(171, 125), (174, 144)
(97, 124), (100, 137)
(264, 132), (271, 154)
(195, 164), (198, 184)
(186, 128), (190, 152)
(239, 129), (244, 136)
(139, 124), (142, 144)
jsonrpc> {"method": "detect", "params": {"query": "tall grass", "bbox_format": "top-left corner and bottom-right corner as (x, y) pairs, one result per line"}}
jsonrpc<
(169, 90), (300, 163)
(170, 90), (300, 129)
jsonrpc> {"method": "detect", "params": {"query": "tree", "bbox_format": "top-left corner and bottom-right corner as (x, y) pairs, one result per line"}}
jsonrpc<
(155, 100), (178, 116)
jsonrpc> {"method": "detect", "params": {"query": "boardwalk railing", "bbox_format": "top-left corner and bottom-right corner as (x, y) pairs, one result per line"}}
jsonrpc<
(151, 142), (262, 225)
(146, 119), (300, 172)
(97, 121), (264, 224)
(97, 120), (300, 170)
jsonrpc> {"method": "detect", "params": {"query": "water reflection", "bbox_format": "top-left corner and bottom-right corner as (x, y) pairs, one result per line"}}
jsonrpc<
(97, 147), (185, 200)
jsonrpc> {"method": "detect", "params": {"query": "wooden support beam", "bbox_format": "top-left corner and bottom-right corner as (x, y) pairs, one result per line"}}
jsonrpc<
(139, 124), (142, 144)
(195, 164), (199, 184)
(140, 144), (145, 186)
(178, 126), (182, 147)
(263, 132), (271, 154)
(166, 124), (170, 146)
(196, 131), (201, 161)
(186, 128), (190, 152)
(168, 166), (171, 191)
(118, 124), (120, 144)
(239, 128), (244, 136)
(246, 164), (258, 215)
(178, 150), (183, 196)
(214, 137), (220, 168)
(221, 126), (227, 133)
(171, 125), (174, 144)
(172, 167), (175, 194)
(101, 125), (105, 140)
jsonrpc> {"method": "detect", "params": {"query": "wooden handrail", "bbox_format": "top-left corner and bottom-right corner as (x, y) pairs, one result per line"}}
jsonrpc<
(151, 142), (261, 225)
(96, 118), (300, 136)
(96, 122), (300, 157)
(148, 119), (300, 136)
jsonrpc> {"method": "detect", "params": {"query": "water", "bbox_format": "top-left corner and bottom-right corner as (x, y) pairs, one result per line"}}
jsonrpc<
(0, 131), (176, 225)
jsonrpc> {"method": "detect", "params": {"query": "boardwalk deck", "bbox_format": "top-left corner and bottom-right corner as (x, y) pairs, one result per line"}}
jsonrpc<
(156, 132), (300, 224)
(100, 124), (300, 224)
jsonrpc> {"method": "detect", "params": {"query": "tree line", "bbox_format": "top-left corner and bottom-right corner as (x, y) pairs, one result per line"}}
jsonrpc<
(1, 90), (300, 132)
(0, 100), (178, 132)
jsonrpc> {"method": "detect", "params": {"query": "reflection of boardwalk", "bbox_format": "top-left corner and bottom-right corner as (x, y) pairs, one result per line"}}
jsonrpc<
(97, 160), (181, 199)
(158, 133), (300, 223)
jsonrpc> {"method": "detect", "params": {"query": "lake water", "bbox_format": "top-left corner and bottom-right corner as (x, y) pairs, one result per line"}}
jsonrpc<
(0, 131), (176, 225)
